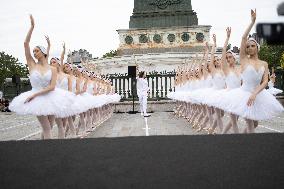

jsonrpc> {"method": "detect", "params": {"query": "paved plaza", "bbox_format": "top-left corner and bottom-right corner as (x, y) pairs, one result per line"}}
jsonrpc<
(0, 110), (283, 141)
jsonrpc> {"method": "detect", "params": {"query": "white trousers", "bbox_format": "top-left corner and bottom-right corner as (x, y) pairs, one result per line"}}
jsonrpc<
(139, 95), (147, 115)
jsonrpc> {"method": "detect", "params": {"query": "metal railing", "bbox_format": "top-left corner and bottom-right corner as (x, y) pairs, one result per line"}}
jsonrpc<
(109, 73), (176, 101)
(3, 69), (284, 101)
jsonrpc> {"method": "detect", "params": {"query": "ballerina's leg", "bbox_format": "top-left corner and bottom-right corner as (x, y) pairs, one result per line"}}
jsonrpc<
(55, 118), (65, 139)
(37, 115), (52, 139)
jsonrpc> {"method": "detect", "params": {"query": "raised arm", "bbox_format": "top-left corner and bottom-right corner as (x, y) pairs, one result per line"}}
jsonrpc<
(202, 42), (209, 63)
(60, 42), (66, 70)
(45, 35), (50, 59)
(221, 27), (231, 72)
(24, 15), (36, 69)
(240, 9), (256, 61)
(208, 35), (217, 72)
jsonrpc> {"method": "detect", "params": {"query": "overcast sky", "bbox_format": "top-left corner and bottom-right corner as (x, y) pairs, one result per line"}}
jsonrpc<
(0, 0), (283, 63)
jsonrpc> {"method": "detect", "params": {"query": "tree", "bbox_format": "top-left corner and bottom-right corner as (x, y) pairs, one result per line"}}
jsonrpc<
(0, 51), (29, 89)
(102, 50), (118, 58)
(258, 44), (284, 69)
(280, 52), (284, 69)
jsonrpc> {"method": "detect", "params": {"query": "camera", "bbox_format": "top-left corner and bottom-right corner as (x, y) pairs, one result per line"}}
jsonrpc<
(256, 2), (284, 45)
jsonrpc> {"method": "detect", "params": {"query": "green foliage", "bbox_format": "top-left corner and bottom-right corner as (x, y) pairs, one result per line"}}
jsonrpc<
(0, 51), (29, 89)
(102, 50), (118, 58)
(226, 44), (231, 51)
(258, 44), (284, 69)
(280, 53), (284, 69)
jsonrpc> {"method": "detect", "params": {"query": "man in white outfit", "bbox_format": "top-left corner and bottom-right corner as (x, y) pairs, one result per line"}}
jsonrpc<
(136, 71), (151, 117)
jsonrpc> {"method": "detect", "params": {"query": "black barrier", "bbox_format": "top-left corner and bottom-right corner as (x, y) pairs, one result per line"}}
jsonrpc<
(0, 134), (283, 189)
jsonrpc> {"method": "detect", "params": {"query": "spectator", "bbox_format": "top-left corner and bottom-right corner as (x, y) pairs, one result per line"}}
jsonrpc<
(2, 99), (11, 112)
(0, 99), (4, 111)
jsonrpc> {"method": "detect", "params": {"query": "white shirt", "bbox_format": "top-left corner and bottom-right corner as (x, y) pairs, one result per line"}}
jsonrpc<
(136, 77), (149, 97)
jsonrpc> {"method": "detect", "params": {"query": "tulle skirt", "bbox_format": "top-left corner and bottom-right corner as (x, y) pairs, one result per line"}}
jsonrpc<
(267, 87), (283, 96)
(217, 87), (284, 120)
(9, 88), (82, 118)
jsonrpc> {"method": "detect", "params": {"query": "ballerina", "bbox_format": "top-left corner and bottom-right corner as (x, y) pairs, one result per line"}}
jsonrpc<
(220, 9), (283, 133)
(9, 15), (73, 139)
(267, 67), (283, 96)
(203, 35), (226, 134)
(217, 27), (242, 134)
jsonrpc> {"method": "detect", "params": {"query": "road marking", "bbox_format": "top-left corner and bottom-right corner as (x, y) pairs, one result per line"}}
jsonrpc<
(17, 131), (41, 141)
(0, 121), (37, 132)
(258, 125), (282, 133)
(142, 117), (150, 136)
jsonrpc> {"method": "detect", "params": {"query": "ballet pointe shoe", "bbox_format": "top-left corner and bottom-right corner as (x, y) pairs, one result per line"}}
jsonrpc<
(197, 126), (203, 132)
(207, 128), (216, 135)
(76, 127), (80, 136)
(192, 121), (199, 129)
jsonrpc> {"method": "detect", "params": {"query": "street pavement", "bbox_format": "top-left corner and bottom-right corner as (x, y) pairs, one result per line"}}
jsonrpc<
(0, 110), (283, 141)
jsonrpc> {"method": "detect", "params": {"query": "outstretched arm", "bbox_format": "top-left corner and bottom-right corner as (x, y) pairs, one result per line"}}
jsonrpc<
(208, 35), (217, 72)
(221, 27), (231, 72)
(24, 14), (36, 69)
(240, 9), (256, 61)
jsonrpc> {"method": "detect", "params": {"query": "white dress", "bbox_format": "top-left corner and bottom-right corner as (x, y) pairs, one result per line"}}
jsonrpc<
(267, 81), (283, 96)
(220, 65), (284, 120)
(202, 72), (226, 107)
(86, 83), (106, 108)
(212, 71), (242, 109)
(185, 78), (205, 104)
(190, 75), (213, 105)
(173, 81), (191, 102)
(74, 80), (93, 112)
(56, 76), (85, 116)
(9, 69), (78, 118)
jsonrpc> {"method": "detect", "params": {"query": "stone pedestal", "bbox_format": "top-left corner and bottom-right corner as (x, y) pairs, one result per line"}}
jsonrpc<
(117, 26), (211, 55)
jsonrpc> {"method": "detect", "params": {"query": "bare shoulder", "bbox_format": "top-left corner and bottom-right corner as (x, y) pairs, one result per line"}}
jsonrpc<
(260, 60), (268, 69)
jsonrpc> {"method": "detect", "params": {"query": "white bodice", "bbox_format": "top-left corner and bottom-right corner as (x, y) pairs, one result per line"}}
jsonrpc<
(204, 75), (213, 88)
(56, 76), (68, 91)
(87, 82), (94, 94)
(225, 71), (241, 89)
(241, 65), (265, 92)
(80, 80), (85, 92)
(30, 69), (52, 91)
(212, 73), (226, 90)
(72, 79), (76, 93)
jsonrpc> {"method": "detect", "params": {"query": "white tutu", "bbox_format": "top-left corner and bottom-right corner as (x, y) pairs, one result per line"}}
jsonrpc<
(218, 87), (284, 120)
(108, 93), (121, 103)
(80, 92), (106, 109)
(9, 88), (81, 118)
(267, 87), (283, 96)
(95, 94), (112, 108)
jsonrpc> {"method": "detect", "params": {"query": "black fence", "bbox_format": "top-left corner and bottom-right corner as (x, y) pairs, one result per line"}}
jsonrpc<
(109, 73), (176, 101)
(3, 70), (284, 101)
